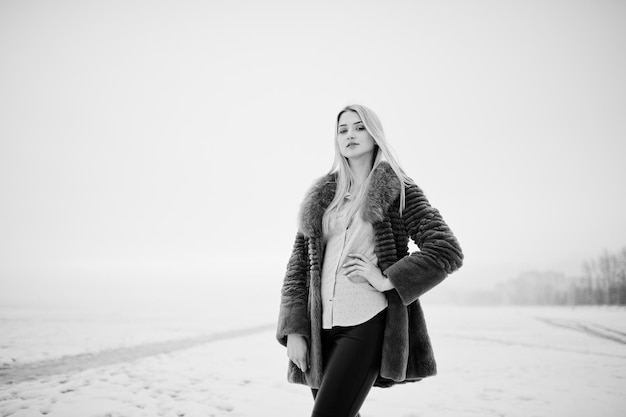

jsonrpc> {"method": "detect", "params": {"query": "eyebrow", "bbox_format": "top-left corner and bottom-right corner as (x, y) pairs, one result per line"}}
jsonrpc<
(338, 122), (364, 127)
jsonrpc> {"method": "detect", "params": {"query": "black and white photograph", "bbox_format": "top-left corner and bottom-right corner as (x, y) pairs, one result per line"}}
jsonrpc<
(1, 1), (625, 416)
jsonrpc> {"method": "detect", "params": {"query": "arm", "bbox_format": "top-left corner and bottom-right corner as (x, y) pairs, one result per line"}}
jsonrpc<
(276, 232), (311, 346)
(384, 183), (464, 305)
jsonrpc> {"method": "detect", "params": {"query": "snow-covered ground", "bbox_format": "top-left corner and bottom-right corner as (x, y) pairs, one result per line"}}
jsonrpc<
(1, 302), (625, 417)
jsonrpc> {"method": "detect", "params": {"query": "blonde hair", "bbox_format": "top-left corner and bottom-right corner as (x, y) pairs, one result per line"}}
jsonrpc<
(325, 104), (411, 227)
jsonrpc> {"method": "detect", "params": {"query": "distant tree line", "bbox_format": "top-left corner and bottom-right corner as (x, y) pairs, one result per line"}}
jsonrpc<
(493, 247), (626, 306)
(580, 247), (626, 305)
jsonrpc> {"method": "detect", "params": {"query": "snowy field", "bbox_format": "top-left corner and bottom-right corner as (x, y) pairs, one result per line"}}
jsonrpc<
(1, 301), (625, 417)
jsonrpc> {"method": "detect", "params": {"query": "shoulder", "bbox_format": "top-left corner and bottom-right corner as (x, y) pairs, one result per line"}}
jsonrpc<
(370, 162), (403, 198)
(403, 181), (432, 214)
(404, 180), (427, 201)
(301, 172), (337, 205)
(401, 180), (445, 232)
(372, 164), (431, 218)
(297, 171), (337, 236)
(362, 162), (403, 223)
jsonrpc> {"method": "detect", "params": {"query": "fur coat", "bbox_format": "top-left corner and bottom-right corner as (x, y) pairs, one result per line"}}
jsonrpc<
(276, 162), (463, 389)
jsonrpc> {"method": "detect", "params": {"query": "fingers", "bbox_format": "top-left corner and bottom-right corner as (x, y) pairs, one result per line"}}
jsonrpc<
(343, 264), (363, 274)
(344, 255), (368, 279)
(341, 261), (365, 268)
(346, 253), (373, 265)
(343, 258), (365, 269)
(344, 254), (371, 274)
(287, 348), (309, 372)
(289, 356), (308, 372)
(345, 269), (368, 285)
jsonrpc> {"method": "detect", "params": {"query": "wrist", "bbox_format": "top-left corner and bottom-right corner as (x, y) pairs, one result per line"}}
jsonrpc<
(380, 272), (395, 292)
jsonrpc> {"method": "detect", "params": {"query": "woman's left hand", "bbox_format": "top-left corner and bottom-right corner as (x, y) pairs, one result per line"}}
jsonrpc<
(343, 253), (395, 292)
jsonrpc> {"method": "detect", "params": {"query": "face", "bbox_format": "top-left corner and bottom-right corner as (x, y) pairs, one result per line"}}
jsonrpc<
(336, 111), (377, 162)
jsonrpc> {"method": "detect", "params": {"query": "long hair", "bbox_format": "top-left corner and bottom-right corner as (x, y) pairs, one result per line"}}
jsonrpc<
(324, 104), (412, 229)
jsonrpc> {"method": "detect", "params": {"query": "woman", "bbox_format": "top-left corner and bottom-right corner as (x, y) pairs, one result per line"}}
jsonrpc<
(276, 104), (463, 417)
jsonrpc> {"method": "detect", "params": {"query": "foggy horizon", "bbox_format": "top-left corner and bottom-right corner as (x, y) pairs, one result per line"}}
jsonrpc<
(2, 0), (626, 309)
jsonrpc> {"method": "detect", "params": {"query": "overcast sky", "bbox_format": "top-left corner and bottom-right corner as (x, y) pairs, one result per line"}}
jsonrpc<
(1, 0), (625, 308)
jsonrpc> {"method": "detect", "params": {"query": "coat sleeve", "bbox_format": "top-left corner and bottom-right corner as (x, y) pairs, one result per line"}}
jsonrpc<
(276, 232), (311, 347)
(383, 183), (463, 306)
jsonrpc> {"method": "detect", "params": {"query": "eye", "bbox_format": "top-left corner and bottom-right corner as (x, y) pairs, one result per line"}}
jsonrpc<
(338, 128), (347, 134)
(356, 125), (365, 131)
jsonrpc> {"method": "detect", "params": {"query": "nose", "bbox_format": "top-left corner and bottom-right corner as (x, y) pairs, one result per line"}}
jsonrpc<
(347, 129), (356, 140)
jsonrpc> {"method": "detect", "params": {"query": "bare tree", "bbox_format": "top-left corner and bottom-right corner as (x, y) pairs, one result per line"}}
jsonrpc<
(581, 247), (626, 305)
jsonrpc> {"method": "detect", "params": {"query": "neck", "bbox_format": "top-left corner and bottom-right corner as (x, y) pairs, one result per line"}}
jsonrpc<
(348, 156), (373, 189)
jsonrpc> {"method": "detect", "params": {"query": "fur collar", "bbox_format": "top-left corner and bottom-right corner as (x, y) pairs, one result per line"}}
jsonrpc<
(298, 162), (402, 237)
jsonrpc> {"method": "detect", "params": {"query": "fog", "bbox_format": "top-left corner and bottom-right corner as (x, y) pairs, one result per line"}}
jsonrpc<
(1, 0), (625, 308)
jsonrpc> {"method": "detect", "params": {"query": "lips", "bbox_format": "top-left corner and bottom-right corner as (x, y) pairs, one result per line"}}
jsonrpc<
(346, 143), (359, 148)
